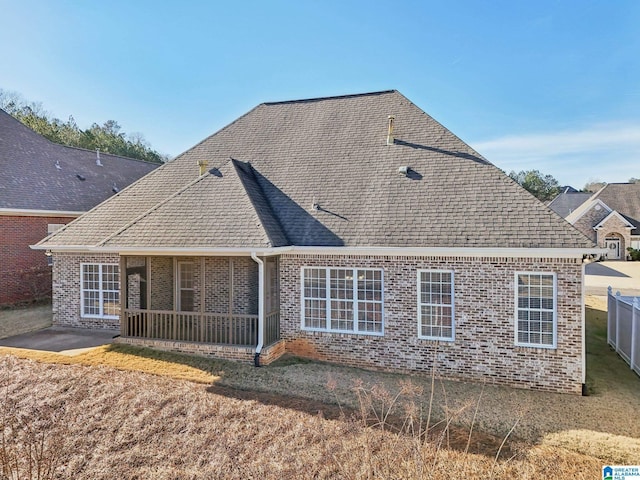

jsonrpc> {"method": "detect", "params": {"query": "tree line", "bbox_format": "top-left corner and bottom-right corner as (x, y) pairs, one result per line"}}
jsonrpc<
(508, 169), (639, 202)
(0, 89), (168, 164)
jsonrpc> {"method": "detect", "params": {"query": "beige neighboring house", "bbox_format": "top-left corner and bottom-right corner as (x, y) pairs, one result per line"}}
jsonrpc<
(563, 183), (640, 260)
(35, 90), (603, 394)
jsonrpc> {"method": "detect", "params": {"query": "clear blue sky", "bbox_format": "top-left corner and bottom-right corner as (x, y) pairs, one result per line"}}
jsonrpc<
(1, 0), (638, 188)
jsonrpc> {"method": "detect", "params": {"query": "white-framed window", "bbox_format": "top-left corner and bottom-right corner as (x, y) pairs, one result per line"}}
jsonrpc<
(46, 224), (65, 266)
(631, 239), (640, 250)
(177, 261), (195, 311)
(81, 263), (120, 319)
(515, 272), (557, 348)
(301, 267), (383, 335)
(417, 270), (455, 341)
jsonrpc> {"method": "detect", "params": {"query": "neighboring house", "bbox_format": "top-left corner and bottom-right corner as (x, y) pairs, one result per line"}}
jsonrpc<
(563, 183), (640, 260)
(0, 109), (158, 305)
(35, 91), (602, 394)
(548, 189), (591, 217)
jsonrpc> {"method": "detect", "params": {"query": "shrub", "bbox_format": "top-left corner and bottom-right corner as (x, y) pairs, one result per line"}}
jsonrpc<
(627, 247), (640, 261)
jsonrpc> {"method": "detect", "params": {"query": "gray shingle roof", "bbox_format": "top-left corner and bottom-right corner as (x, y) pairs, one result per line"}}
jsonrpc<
(39, 90), (595, 250)
(548, 192), (591, 218)
(593, 183), (640, 234)
(0, 109), (158, 212)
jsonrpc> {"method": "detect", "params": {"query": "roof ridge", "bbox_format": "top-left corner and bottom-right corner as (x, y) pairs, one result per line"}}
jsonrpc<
(230, 158), (290, 247)
(263, 89), (396, 105)
(95, 162), (228, 247)
(55, 142), (159, 165)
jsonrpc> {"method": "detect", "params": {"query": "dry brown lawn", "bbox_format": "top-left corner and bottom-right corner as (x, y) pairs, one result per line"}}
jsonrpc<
(0, 356), (603, 479)
(0, 295), (638, 478)
(0, 303), (51, 339)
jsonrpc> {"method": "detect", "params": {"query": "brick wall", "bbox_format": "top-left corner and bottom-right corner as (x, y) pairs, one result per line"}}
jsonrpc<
(51, 252), (120, 329)
(573, 205), (608, 242)
(0, 215), (75, 305)
(279, 254), (584, 394)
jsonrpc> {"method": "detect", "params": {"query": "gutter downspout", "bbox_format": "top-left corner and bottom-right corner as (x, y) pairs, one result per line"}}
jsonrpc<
(581, 259), (588, 395)
(251, 252), (265, 367)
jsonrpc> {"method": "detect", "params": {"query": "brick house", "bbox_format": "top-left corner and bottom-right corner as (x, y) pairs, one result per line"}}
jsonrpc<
(556, 183), (640, 260)
(0, 109), (158, 305)
(35, 91), (603, 393)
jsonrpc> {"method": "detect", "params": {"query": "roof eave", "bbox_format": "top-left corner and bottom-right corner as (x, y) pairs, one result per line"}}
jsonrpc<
(31, 245), (605, 259)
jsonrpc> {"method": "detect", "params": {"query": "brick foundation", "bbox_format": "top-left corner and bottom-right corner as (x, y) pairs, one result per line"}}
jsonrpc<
(115, 337), (285, 365)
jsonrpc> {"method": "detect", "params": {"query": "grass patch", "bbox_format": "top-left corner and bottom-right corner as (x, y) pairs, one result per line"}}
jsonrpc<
(0, 344), (218, 384)
(0, 303), (52, 339)
(542, 429), (640, 465)
(585, 295), (639, 395)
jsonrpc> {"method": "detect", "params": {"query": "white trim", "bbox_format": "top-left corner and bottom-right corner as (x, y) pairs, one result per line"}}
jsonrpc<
(417, 269), (455, 342)
(0, 208), (83, 217)
(300, 266), (384, 336)
(80, 263), (120, 320)
(514, 271), (557, 349)
(30, 244), (607, 258)
(581, 262), (586, 385)
(593, 210), (635, 230)
(565, 199), (611, 225)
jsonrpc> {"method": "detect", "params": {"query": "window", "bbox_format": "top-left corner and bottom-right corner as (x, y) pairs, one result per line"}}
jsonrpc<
(515, 272), (556, 348)
(46, 224), (65, 266)
(81, 264), (120, 318)
(177, 262), (195, 311)
(631, 239), (640, 250)
(301, 267), (383, 334)
(417, 270), (454, 341)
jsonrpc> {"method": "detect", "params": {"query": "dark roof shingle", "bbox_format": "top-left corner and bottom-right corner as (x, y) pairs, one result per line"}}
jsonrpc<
(0, 109), (158, 212)
(39, 90), (595, 250)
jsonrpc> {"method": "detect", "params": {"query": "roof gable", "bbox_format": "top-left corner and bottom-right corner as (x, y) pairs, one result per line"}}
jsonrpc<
(38, 90), (596, 251)
(594, 210), (636, 230)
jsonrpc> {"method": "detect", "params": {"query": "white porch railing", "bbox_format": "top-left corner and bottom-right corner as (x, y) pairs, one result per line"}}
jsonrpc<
(607, 287), (640, 376)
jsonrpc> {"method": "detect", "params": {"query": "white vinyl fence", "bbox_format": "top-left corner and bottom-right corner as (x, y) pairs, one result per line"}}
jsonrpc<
(607, 286), (640, 376)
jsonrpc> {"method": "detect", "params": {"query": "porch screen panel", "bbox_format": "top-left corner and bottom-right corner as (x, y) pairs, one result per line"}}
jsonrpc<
(178, 262), (195, 312)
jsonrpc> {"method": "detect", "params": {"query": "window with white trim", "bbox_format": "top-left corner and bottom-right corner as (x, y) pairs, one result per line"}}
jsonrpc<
(302, 267), (383, 334)
(515, 272), (556, 348)
(418, 270), (454, 341)
(81, 264), (120, 318)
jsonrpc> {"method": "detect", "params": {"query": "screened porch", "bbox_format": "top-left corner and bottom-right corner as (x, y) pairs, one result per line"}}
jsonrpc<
(119, 255), (280, 347)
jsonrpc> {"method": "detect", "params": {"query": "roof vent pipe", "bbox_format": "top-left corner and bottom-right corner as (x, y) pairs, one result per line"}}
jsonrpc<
(386, 115), (395, 146)
(96, 149), (103, 167)
(198, 159), (209, 176)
